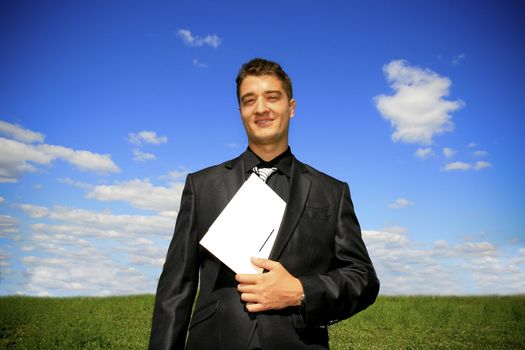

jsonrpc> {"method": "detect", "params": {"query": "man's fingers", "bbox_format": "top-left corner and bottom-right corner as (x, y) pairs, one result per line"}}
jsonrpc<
(235, 273), (260, 284)
(239, 292), (258, 303)
(235, 258), (281, 284)
(250, 257), (280, 271)
(237, 283), (257, 293)
(245, 303), (268, 313)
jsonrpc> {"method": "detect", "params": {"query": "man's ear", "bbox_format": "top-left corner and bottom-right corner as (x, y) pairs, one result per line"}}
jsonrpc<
(289, 98), (296, 118)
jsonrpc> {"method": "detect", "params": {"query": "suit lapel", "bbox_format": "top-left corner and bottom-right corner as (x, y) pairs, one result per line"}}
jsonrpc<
(207, 153), (245, 289)
(269, 158), (311, 261)
(223, 153), (246, 201)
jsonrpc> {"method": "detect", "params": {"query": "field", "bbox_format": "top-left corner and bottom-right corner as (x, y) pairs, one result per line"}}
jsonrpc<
(1, 295), (524, 349)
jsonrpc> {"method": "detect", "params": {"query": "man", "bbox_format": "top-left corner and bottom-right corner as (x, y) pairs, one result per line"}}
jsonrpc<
(149, 58), (379, 349)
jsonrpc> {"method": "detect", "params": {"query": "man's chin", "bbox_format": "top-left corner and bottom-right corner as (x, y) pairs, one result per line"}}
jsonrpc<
(249, 135), (280, 146)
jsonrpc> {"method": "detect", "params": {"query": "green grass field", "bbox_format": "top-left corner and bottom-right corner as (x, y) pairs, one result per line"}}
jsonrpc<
(1, 295), (524, 349)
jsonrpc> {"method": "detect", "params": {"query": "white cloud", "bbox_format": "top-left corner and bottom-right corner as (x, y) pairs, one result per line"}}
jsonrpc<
(0, 258), (11, 268)
(443, 160), (492, 171)
(364, 229), (410, 247)
(473, 150), (488, 157)
(162, 169), (189, 181)
(0, 120), (45, 143)
(442, 142), (491, 172)
(414, 147), (434, 160)
(193, 58), (208, 68)
(123, 241), (166, 267)
(434, 240), (498, 257)
(383, 226), (408, 235)
(388, 198), (414, 209)
(133, 149), (156, 162)
(0, 215), (20, 239)
(363, 229), (447, 296)
(86, 178), (184, 212)
(0, 137), (52, 182)
(21, 252), (154, 296)
(375, 60), (464, 145)
(514, 248), (525, 265)
(456, 241), (498, 256)
(0, 246), (13, 275)
(15, 205), (174, 237)
(0, 196), (5, 204)
(38, 144), (120, 173)
(31, 232), (91, 248)
(444, 161), (472, 171)
(177, 29), (221, 48)
(6, 202), (175, 296)
(443, 147), (456, 158)
(14, 204), (49, 218)
(128, 131), (168, 146)
(58, 177), (92, 189)
(128, 131), (167, 162)
(452, 53), (466, 66)
(6, 199), (525, 295)
(31, 223), (124, 239)
(52, 207), (173, 235)
(0, 131), (120, 182)
(459, 253), (525, 294)
(474, 161), (492, 170)
(363, 228), (525, 295)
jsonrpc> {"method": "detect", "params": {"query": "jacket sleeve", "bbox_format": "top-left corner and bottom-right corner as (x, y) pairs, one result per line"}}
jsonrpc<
(149, 174), (200, 350)
(299, 182), (379, 326)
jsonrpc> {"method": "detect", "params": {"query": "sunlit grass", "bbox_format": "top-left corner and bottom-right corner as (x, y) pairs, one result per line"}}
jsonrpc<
(1, 295), (523, 349)
(329, 295), (525, 349)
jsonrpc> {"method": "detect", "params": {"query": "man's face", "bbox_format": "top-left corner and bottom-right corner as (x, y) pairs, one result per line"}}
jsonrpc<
(239, 75), (295, 149)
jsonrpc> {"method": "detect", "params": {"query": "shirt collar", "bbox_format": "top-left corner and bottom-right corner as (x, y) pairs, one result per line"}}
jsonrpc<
(243, 147), (293, 178)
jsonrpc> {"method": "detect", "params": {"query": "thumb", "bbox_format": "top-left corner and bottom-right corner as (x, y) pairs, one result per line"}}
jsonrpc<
(251, 257), (280, 271)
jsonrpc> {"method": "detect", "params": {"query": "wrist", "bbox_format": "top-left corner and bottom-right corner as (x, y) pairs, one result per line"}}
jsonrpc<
(298, 293), (306, 308)
(294, 277), (305, 306)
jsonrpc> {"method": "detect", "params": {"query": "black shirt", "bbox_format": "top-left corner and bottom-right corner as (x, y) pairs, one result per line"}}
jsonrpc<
(243, 147), (292, 202)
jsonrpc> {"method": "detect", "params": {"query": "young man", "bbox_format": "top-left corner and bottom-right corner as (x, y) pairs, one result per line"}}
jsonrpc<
(149, 58), (379, 349)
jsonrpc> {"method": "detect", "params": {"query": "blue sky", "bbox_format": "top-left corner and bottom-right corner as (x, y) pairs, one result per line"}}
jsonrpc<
(1, 0), (524, 296)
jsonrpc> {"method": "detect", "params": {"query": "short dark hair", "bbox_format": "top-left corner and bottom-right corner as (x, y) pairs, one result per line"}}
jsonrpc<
(236, 58), (293, 103)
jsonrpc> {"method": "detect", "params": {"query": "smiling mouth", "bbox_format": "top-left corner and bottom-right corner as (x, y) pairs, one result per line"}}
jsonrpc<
(255, 118), (273, 126)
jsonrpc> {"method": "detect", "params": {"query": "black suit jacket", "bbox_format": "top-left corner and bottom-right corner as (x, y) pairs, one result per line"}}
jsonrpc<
(149, 151), (379, 349)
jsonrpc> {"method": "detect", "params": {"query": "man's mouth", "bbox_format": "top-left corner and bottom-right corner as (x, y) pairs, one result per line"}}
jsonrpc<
(255, 118), (273, 126)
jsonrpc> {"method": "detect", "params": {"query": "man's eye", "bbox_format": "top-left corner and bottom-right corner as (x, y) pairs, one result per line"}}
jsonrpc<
(244, 99), (255, 105)
(268, 96), (279, 101)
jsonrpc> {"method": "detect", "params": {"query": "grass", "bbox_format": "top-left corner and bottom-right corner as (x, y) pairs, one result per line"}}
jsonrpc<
(0, 295), (152, 350)
(1, 295), (524, 349)
(329, 296), (525, 349)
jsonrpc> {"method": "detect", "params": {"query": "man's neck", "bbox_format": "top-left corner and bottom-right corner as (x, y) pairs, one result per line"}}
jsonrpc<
(249, 143), (289, 162)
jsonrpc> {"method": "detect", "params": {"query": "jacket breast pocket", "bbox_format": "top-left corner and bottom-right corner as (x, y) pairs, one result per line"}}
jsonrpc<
(304, 202), (330, 222)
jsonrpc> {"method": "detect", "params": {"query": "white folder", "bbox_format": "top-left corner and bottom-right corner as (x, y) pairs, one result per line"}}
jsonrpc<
(199, 174), (286, 274)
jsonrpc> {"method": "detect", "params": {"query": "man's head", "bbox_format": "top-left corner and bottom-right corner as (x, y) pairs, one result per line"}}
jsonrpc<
(236, 58), (293, 104)
(236, 58), (296, 156)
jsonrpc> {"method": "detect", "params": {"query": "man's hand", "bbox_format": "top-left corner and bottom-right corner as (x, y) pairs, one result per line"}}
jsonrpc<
(235, 257), (304, 313)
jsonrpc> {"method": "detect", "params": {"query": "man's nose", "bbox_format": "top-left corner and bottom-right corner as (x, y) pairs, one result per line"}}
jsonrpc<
(255, 98), (268, 114)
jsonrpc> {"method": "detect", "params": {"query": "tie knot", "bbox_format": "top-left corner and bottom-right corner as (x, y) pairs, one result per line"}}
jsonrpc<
(253, 166), (278, 183)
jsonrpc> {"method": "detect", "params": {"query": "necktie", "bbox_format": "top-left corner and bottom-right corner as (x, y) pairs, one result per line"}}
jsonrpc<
(252, 166), (278, 183)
